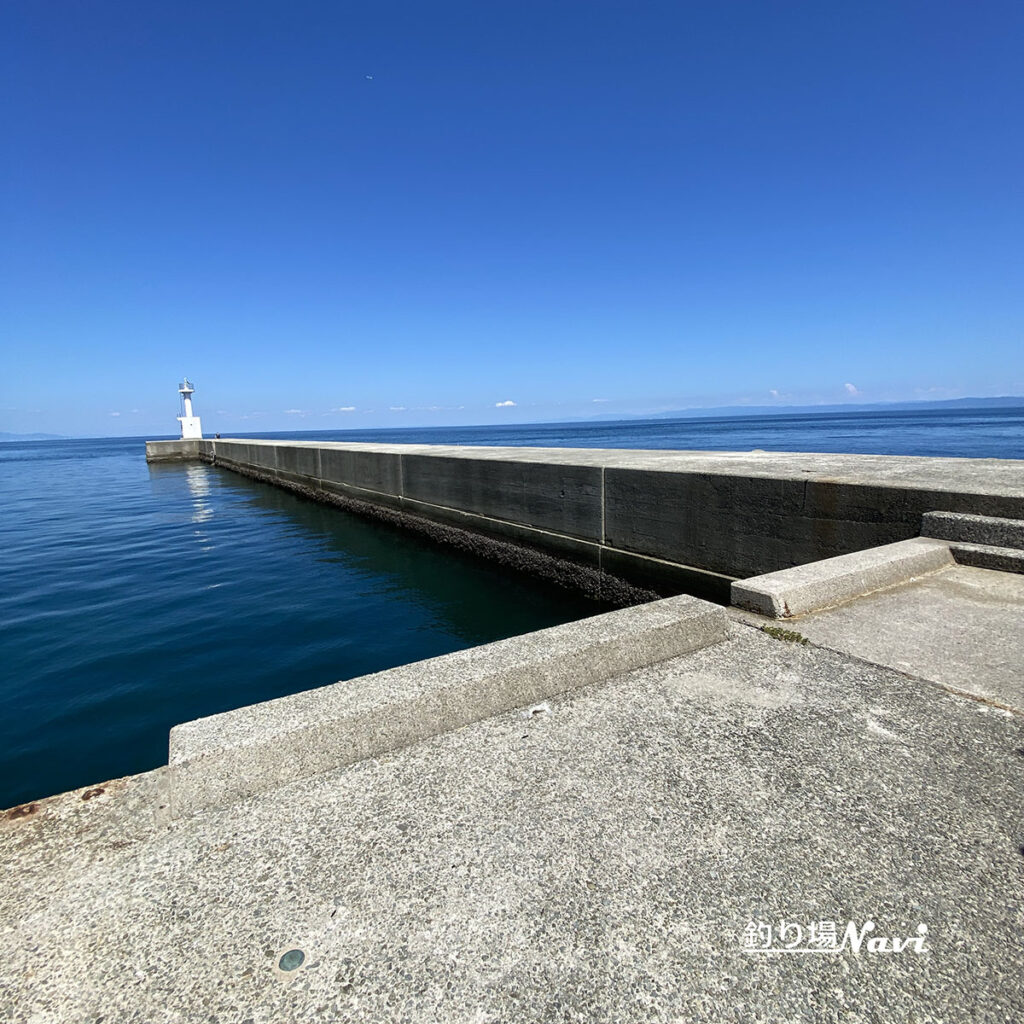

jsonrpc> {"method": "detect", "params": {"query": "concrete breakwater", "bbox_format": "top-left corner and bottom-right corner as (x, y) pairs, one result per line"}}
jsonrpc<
(4, 439), (1022, 1021)
(147, 437), (1024, 601)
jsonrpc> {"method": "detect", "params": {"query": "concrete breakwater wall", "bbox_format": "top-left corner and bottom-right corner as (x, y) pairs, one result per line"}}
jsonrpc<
(147, 437), (1024, 600)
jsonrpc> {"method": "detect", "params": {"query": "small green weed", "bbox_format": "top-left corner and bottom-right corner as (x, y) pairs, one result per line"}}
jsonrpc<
(761, 625), (810, 646)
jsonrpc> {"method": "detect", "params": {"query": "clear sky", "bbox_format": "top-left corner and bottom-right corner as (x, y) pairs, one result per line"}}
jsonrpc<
(3, 1), (1022, 437)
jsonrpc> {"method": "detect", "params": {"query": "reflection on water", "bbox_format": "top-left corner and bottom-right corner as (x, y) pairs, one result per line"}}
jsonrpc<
(0, 441), (605, 808)
(153, 459), (604, 649)
(184, 462), (215, 526)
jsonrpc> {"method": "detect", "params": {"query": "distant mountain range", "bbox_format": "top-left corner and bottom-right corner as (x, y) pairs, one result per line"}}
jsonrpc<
(0, 432), (69, 442)
(2, 396), (1021, 439)
(582, 395), (1024, 423)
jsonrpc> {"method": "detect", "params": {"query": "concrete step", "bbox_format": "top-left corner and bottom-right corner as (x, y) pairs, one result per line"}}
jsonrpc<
(949, 542), (1024, 574)
(730, 538), (954, 618)
(168, 593), (729, 817)
(922, 511), (1024, 550)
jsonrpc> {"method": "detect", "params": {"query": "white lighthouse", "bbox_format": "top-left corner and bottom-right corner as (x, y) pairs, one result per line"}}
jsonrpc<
(177, 377), (203, 439)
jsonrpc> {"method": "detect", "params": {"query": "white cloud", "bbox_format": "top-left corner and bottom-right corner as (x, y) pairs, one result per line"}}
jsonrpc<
(844, 382), (860, 396)
(332, 406), (356, 412)
(109, 411), (121, 417)
(495, 399), (516, 408)
(592, 398), (609, 403)
(913, 386), (957, 397)
(769, 389), (780, 398)
(284, 409), (310, 416)
(389, 406), (406, 412)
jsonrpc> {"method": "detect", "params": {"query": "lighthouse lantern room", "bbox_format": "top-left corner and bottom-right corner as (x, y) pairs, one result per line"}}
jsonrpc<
(177, 378), (203, 439)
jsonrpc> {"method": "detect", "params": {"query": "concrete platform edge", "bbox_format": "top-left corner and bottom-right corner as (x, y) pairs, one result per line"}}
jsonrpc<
(950, 541), (1024, 574)
(922, 509), (1024, 549)
(167, 594), (729, 818)
(730, 537), (954, 617)
(145, 438), (200, 462)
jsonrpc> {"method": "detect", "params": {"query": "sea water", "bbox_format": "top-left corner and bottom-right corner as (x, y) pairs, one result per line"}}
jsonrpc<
(2, 405), (1021, 808)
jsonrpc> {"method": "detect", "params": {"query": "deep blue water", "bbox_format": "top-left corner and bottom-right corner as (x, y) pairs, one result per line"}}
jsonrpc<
(226, 404), (1024, 458)
(2, 406), (1021, 808)
(0, 439), (606, 809)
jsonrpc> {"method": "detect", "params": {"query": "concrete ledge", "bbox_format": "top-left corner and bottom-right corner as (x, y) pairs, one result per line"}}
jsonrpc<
(923, 510), (1024, 550)
(167, 594), (729, 818)
(599, 547), (734, 603)
(730, 537), (954, 618)
(399, 495), (605, 568)
(145, 439), (200, 462)
(319, 475), (406, 512)
(950, 542), (1024, 575)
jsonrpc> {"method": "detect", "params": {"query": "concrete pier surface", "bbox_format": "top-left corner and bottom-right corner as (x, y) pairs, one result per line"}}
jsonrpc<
(2, 442), (1019, 1020)
(3, 618), (1022, 1023)
(749, 563), (1024, 710)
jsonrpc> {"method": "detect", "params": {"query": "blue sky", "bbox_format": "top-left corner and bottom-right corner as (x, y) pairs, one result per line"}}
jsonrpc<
(2, 1), (1022, 436)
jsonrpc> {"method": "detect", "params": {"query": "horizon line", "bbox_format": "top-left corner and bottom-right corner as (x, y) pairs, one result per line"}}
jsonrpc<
(4, 393), (1023, 442)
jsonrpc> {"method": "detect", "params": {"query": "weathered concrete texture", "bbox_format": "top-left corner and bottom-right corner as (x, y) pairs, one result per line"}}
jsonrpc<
(319, 447), (402, 504)
(276, 442), (320, 484)
(219, 460), (659, 606)
(950, 542), (1024, 575)
(4, 628), (1023, 1023)
(402, 453), (603, 541)
(595, 450), (1023, 580)
(169, 594), (729, 817)
(145, 438), (1024, 598)
(145, 438), (199, 462)
(922, 510), (1024, 549)
(776, 564), (1024, 710)
(731, 538), (954, 618)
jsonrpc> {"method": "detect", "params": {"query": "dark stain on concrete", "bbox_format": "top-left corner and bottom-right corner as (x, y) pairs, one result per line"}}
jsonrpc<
(5, 803), (39, 821)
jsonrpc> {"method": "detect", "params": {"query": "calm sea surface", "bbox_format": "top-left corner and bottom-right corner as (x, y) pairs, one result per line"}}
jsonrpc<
(2, 406), (1022, 808)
